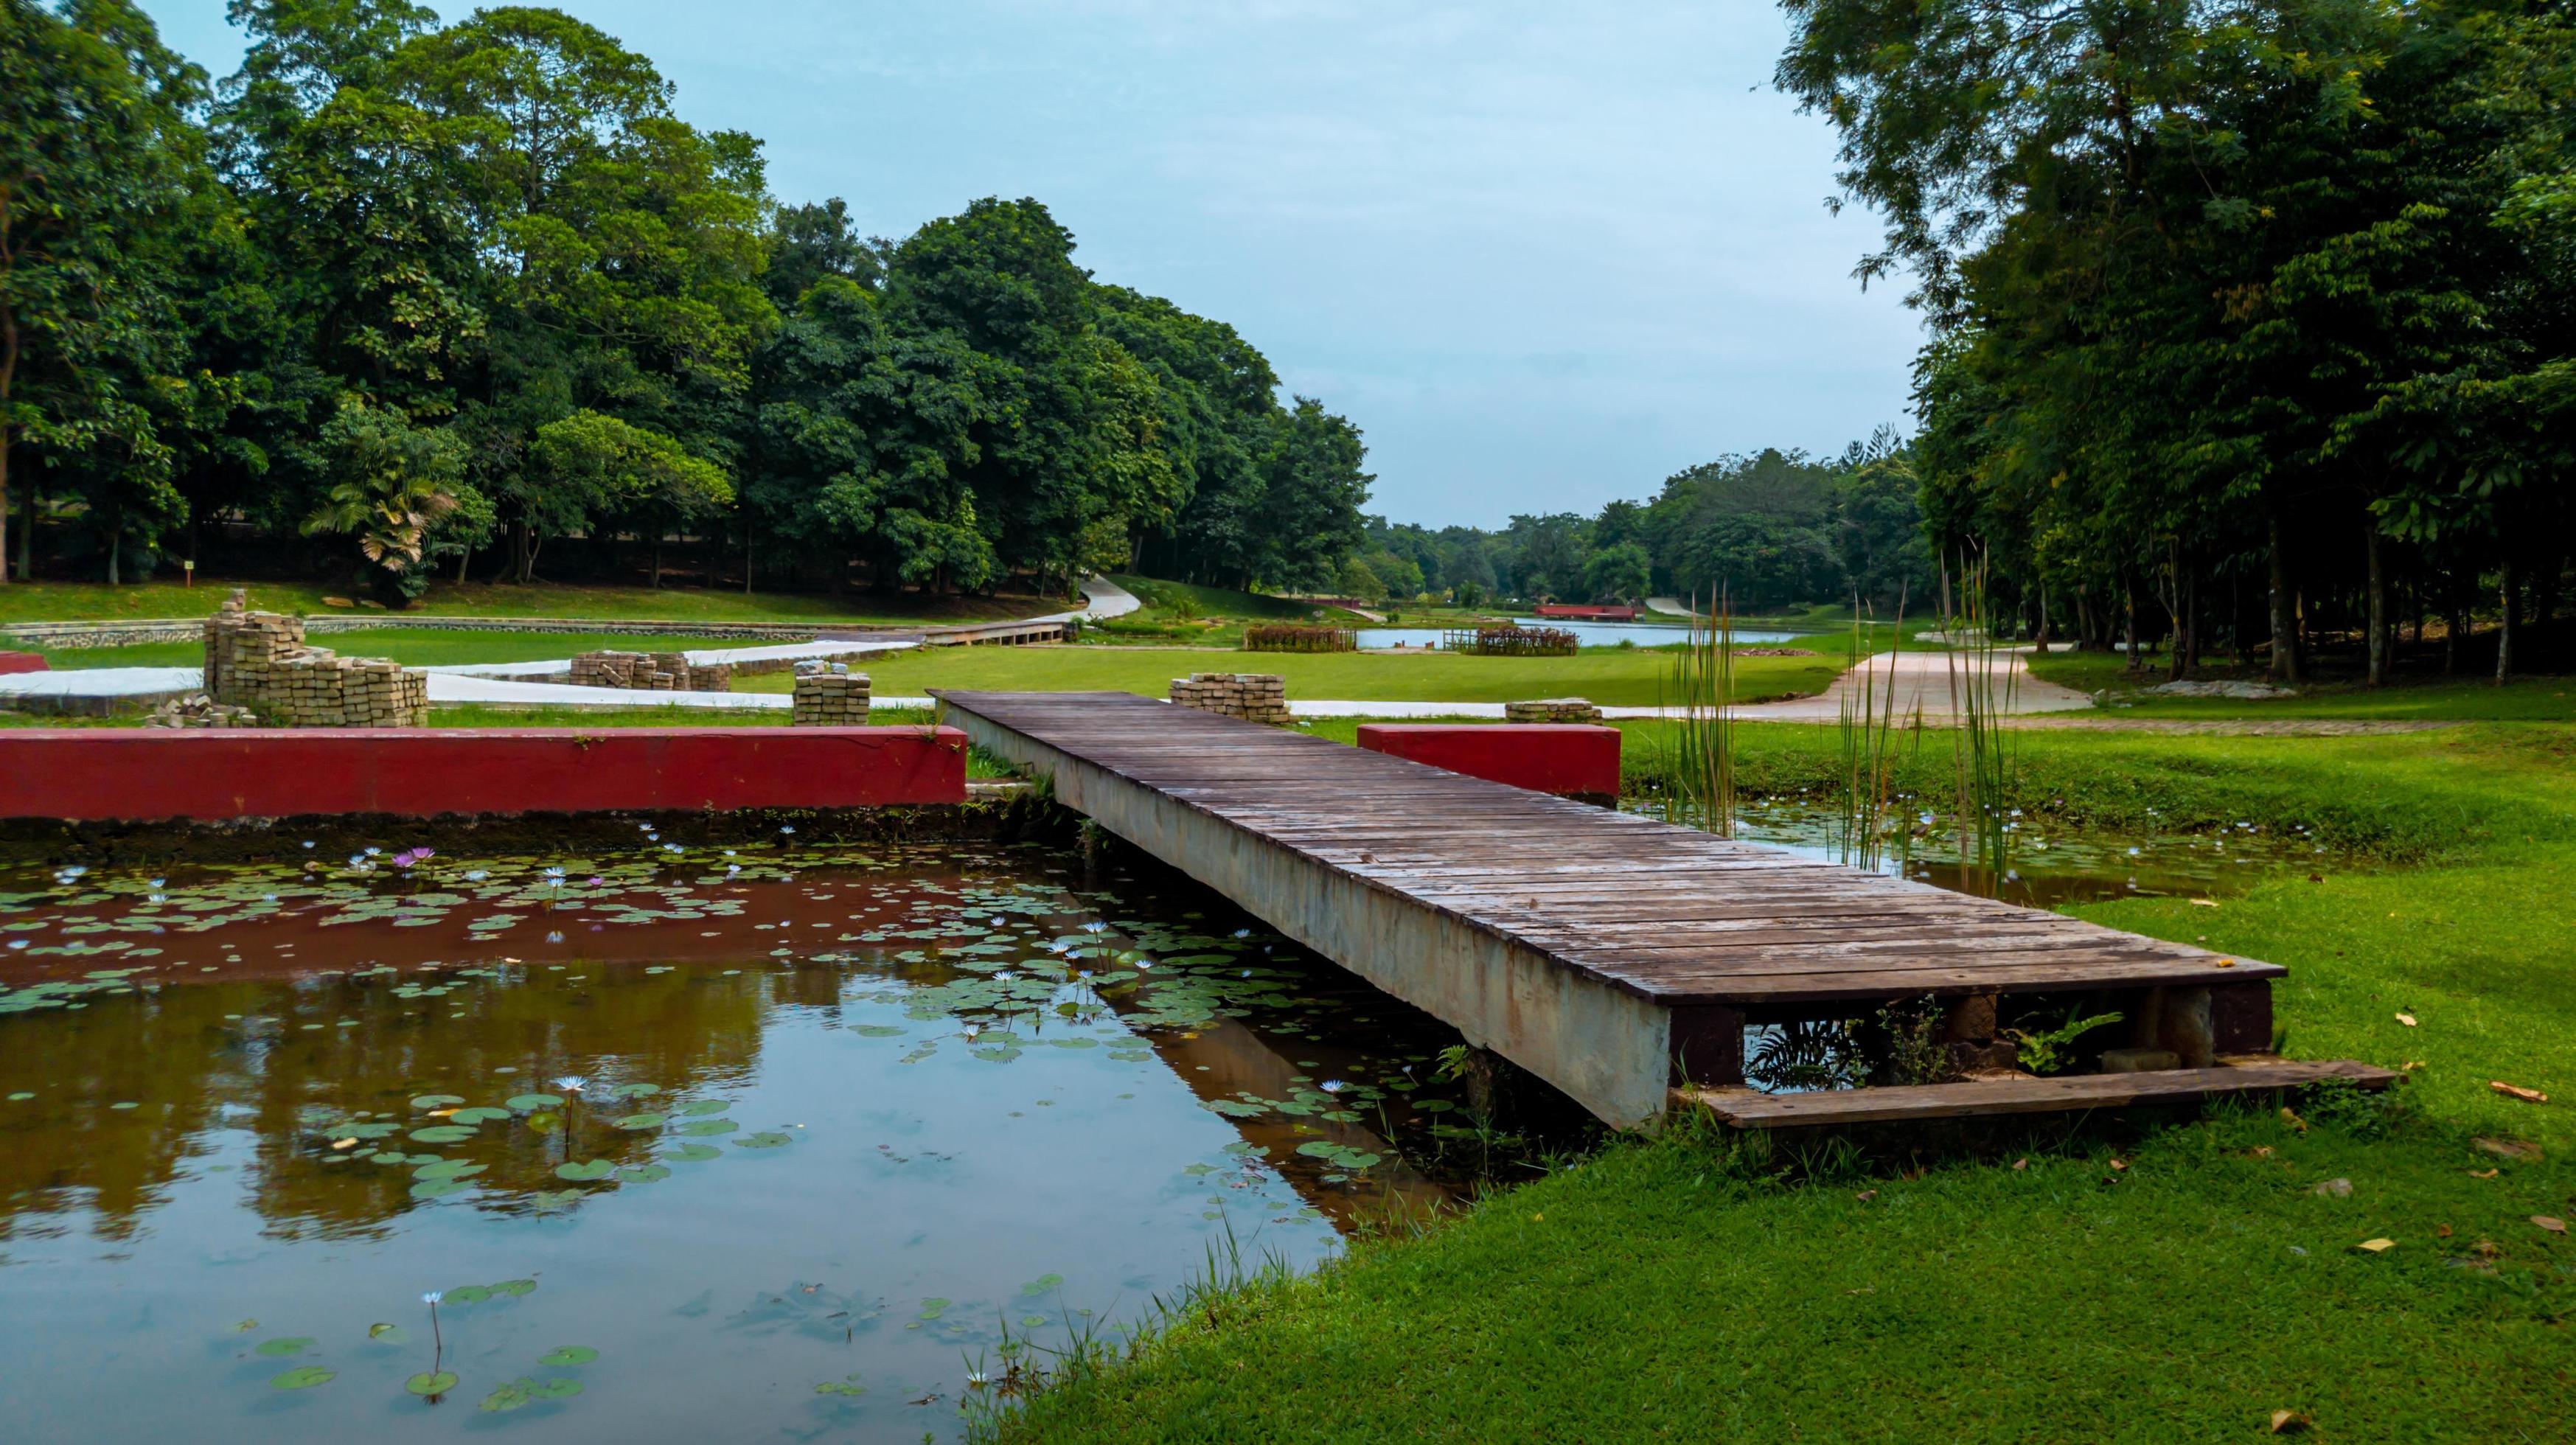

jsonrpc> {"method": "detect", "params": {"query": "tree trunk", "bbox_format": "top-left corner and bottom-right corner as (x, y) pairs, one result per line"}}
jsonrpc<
(2123, 573), (2142, 671)
(2445, 601), (2463, 675)
(651, 535), (663, 588)
(2180, 565), (2199, 676)
(742, 516), (754, 595)
(2033, 588), (2050, 652)
(15, 473), (32, 582)
(2266, 508), (2299, 683)
(456, 546), (471, 585)
(2365, 526), (2387, 687)
(107, 527), (122, 587)
(2496, 556), (2518, 684)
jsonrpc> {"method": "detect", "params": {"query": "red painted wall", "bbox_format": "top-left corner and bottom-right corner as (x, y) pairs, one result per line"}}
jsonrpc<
(0, 726), (967, 822)
(0, 652), (46, 675)
(1356, 723), (1621, 799)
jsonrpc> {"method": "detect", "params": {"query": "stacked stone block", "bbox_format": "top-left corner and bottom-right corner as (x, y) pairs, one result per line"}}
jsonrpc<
(568, 650), (732, 692)
(1169, 672), (1291, 725)
(1504, 697), (1603, 724)
(790, 663), (871, 725)
(202, 591), (430, 728)
(143, 694), (257, 728)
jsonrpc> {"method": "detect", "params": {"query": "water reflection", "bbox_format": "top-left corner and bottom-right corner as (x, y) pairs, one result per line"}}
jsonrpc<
(1355, 619), (1803, 648)
(0, 844), (1499, 1440)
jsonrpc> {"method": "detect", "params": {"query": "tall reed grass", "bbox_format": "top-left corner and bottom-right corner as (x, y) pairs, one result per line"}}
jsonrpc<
(1661, 588), (1737, 838)
(1831, 591), (1908, 868)
(1941, 553), (2018, 871)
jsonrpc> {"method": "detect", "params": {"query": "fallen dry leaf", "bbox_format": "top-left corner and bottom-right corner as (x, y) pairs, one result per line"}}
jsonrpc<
(2269, 1407), (2313, 1434)
(2312, 1177), (2353, 1198)
(1853, 1190), (1878, 1203)
(2473, 1239), (2503, 1258)
(2356, 1238), (2397, 1253)
(2281, 1107), (2308, 1133)
(2395, 1012), (2418, 1027)
(2474, 1137), (2542, 1161)
(2190, 898), (2220, 908)
(2535, 1216), (2569, 1235)
(2437, 1224), (2453, 1238)
(2489, 1080), (2549, 1104)
(329, 1138), (357, 1150)
(2215, 958), (2238, 968)
(2251, 1145), (2276, 1159)
(2403, 1060), (2426, 1072)
(2469, 1168), (2500, 1180)
(2109, 1158), (2129, 1172)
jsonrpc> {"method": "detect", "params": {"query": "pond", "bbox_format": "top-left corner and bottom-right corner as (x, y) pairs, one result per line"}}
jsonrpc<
(1719, 795), (2328, 906)
(0, 840), (1514, 1441)
(1355, 619), (1804, 649)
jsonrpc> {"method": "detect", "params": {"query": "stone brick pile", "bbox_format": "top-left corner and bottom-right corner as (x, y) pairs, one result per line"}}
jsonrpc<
(1170, 672), (1290, 724)
(203, 591), (429, 727)
(142, 693), (257, 728)
(790, 663), (871, 725)
(568, 650), (733, 692)
(1505, 697), (1603, 724)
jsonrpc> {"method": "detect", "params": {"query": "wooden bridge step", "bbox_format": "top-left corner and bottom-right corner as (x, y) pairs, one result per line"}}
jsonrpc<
(1678, 1058), (2398, 1129)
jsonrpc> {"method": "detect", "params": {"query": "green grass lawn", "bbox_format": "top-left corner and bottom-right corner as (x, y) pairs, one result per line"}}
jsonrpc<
(0, 577), (1063, 627)
(36, 629), (798, 671)
(2030, 646), (2575, 721)
(737, 643), (1849, 706)
(985, 721), (2576, 1443)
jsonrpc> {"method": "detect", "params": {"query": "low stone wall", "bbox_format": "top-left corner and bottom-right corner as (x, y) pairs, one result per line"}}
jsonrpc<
(205, 593), (429, 727)
(792, 666), (871, 725)
(2, 612), (1071, 651)
(568, 650), (734, 692)
(1504, 697), (1603, 723)
(1170, 672), (1289, 724)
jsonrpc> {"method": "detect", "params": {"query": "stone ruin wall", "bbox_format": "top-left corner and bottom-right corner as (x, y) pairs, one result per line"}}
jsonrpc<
(1169, 672), (1290, 725)
(202, 592), (430, 727)
(790, 664), (870, 725)
(568, 650), (734, 693)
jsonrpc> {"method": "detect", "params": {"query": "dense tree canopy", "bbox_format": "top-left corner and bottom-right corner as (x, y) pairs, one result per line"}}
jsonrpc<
(0, 0), (1370, 599)
(1781, 0), (2575, 677)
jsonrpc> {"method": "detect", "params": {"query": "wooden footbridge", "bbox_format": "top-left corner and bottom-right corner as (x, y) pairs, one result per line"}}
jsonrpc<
(936, 692), (2392, 1129)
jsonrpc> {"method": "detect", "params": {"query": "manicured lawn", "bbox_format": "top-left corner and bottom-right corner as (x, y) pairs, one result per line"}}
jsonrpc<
(738, 643), (1850, 706)
(38, 629), (789, 670)
(2030, 647), (2574, 721)
(985, 722), (2576, 1443)
(0, 578), (1065, 627)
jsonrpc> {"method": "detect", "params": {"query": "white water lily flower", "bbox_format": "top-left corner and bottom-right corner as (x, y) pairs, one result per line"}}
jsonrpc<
(554, 1075), (586, 1093)
(422, 1291), (443, 1305)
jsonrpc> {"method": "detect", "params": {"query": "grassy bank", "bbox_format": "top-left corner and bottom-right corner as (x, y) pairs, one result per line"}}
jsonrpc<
(2030, 647), (2573, 721)
(739, 644), (1847, 707)
(984, 722), (2576, 1442)
(36, 628), (792, 671)
(0, 578), (1061, 627)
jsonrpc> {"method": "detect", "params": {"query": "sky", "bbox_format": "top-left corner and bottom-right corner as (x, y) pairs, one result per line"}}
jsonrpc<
(138, 1), (1925, 529)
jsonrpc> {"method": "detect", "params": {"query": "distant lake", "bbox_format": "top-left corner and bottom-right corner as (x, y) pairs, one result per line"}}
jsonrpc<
(1357, 619), (1803, 650)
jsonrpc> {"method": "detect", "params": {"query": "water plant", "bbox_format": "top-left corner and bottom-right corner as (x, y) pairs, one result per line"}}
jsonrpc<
(1940, 552), (2019, 871)
(1662, 587), (1738, 838)
(1831, 590), (1909, 868)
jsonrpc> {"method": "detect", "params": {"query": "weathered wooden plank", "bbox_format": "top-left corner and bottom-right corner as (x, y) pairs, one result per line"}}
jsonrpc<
(1679, 1059), (2398, 1129)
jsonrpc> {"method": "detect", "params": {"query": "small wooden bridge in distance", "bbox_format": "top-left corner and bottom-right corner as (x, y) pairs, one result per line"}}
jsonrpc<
(935, 691), (2392, 1129)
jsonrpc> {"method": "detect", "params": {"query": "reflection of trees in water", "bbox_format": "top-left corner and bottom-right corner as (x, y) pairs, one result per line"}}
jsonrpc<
(0, 967), (773, 1243)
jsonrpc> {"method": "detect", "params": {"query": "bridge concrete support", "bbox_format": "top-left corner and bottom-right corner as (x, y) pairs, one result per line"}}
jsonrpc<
(945, 702), (1678, 1128)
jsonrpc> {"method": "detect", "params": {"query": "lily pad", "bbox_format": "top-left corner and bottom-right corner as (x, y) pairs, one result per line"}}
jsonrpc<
(490, 1278), (537, 1297)
(443, 1284), (492, 1304)
(538, 1345), (599, 1366)
(1020, 1273), (1065, 1296)
(505, 1093), (563, 1111)
(668, 1143), (722, 1162)
(254, 1336), (316, 1357)
(527, 1376), (582, 1400)
(616, 1163), (671, 1183)
(608, 1082), (661, 1098)
(736, 1131), (791, 1149)
(269, 1365), (335, 1390)
(611, 1112), (667, 1130)
(479, 1381), (530, 1413)
(408, 1125), (476, 1144)
(411, 1094), (466, 1110)
(368, 1323), (408, 1343)
(555, 1159), (616, 1181)
(405, 1371), (458, 1396)
(676, 1098), (731, 1117)
(675, 1118), (737, 1137)
(413, 1159), (486, 1180)
(409, 1178), (472, 1200)
(815, 1375), (868, 1397)
(449, 1106), (513, 1124)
